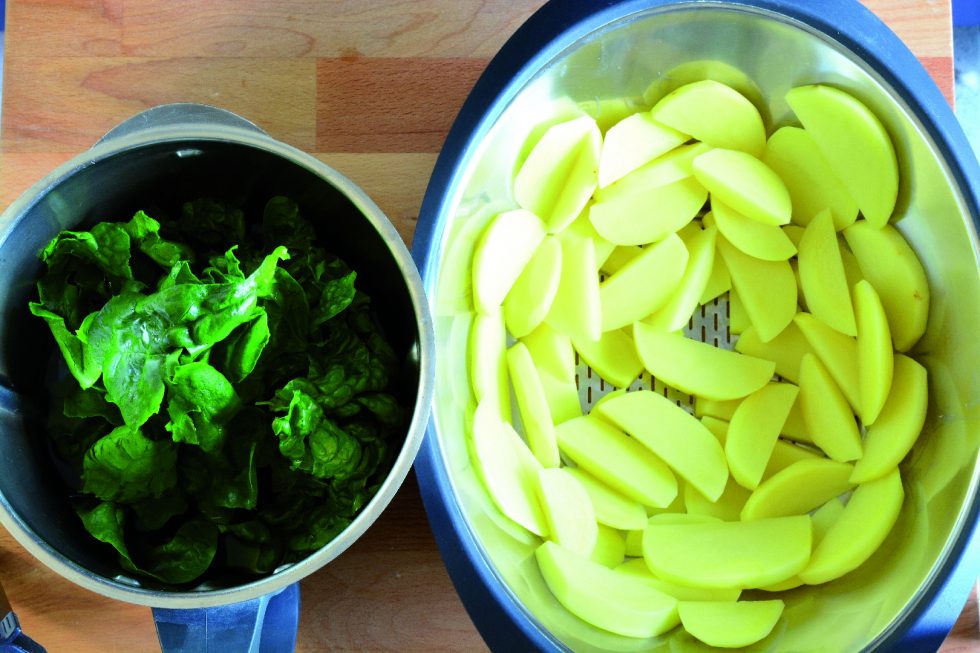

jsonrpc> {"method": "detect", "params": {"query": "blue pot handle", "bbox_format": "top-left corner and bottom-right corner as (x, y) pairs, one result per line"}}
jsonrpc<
(152, 583), (300, 653)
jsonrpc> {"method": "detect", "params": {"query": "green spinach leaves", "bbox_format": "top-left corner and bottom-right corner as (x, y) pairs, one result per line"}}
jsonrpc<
(32, 197), (404, 585)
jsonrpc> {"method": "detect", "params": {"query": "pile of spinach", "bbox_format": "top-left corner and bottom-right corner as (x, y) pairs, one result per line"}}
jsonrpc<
(29, 197), (405, 585)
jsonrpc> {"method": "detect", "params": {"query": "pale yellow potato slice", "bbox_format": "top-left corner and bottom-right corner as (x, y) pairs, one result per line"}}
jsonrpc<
(850, 354), (928, 483)
(650, 79), (766, 157)
(503, 235), (562, 338)
(537, 467), (599, 556)
(522, 322), (575, 382)
(841, 244), (865, 291)
(593, 390), (730, 502)
(693, 148), (792, 226)
(799, 469), (903, 585)
(759, 497), (844, 591)
(798, 209), (856, 336)
(435, 202), (501, 315)
(615, 558), (742, 602)
(798, 353), (862, 462)
(469, 310), (511, 421)
(644, 225), (718, 332)
(471, 400), (548, 536)
(842, 220), (930, 352)
(594, 142), (711, 203)
(598, 112), (688, 188)
(572, 328), (643, 389)
(590, 176), (707, 246)
(591, 388), (627, 413)
(728, 287), (749, 335)
(538, 370), (582, 425)
(536, 540), (679, 638)
(699, 234), (732, 304)
(591, 524), (627, 568)
(854, 279), (894, 425)
(717, 237), (797, 342)
(634, 322), (774, 401)
(472, 208), (546, 313)
(762, 439), (822, 481)
(599, 234), (689, 331)
(566, 466), (648, 531)
(600, 245), (643, 276)
(712, 198), (796, 261)
(514, 115), (601, 232)
(734, 322), (813, 385)
(546, 234), (601, 341)
(679, 600), (784, 649)
(763, 125), (858, 229)
(785, 85), (898, 228)
(684, 475), (752, 523)
(741, 458), (854, 520)
(794, 312), (861, 413)
(698, 394), (812, 445)
(562, 206), (616, 270)
(555, 415), (678, 508)
(643, 61), (767, 121)
(507, 342), (560, 468)
(643, 515), (811, 589)
(725, 383), (799, 490)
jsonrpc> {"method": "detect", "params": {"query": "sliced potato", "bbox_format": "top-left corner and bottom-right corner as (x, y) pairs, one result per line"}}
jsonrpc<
(763, 125), (858, 229)
(572, 328), (643, 389)
(547, 234), (601, 341)
(651, 79), (766, 157)
(644, 225), (718, 332)
(725, 383), (799, 490)
(633, 322), (775, 401)
(471, 400), (548, 535)
(798, 353), (862, 462)
(593, 390), (730, 502)
(472, 208), (546, 313)
(734, 321), (813, 385)
(850, 354), (928, 483)
(469, 310), (510, 421)
(514, 116), (601, 232)
(503, 235), (562, 338)
(741, 458), (854, 521)
(843, 220), (930, 352)
(854, 279), (894, 424)
(794, 312), (861, 413)
(506, 342), (560, 467)
(692, 148), (792, 226)
(799, 469), (903, 585)
(591, 524), (627, 568)
(599, 233), (689, 331)
(522, 322), (575, 382)
(555, 415), (678, 508)
(537, 467), (598, 556)
(712, 198), (796, 261)
(786, 85), (898, 228)
(615, 558), (742, 602)
(590, 176), (707, 246)
(598, 111), (688, 188)
(566, 466), (648, 531)
(643, 515), (812, 589)
(798, 210), (856, 336)
(536, 541), (679, 638)
(679, 600), (784, 649)
(717, 237), (797, 342)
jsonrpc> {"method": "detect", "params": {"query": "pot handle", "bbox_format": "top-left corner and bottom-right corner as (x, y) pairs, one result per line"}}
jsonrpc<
(152, 582), (300, 653)
(97, 103), (267, 145)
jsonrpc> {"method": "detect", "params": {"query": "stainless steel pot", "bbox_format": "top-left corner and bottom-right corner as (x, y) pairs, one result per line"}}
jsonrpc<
(413, 1), (980, 651)
(0, 104), (435, 619)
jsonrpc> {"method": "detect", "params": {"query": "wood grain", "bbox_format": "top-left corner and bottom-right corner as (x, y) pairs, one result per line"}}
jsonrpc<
(0, 1), (973, 652)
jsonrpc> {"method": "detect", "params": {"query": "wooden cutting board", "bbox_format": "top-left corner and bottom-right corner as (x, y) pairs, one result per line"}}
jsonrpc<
(0, 1), (975, 651)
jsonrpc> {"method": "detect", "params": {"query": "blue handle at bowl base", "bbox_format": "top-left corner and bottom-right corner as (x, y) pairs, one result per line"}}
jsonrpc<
(152, 583), (300, 653)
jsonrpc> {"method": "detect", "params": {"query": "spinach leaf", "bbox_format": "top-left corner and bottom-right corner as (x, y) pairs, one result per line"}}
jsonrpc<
(82, 425), (178, 503)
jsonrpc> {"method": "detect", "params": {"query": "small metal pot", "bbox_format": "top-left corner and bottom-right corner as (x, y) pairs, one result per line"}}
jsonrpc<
(0, 104), (434, 643)
(413, 0), (980, 651)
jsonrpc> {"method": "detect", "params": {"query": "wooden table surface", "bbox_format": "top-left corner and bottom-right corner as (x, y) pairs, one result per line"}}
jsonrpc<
(0, 0), (976, 651)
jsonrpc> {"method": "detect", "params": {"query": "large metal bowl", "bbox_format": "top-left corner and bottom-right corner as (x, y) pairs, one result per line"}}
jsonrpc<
(413, 0), (980, 650)
(0, 104), (435, 610)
